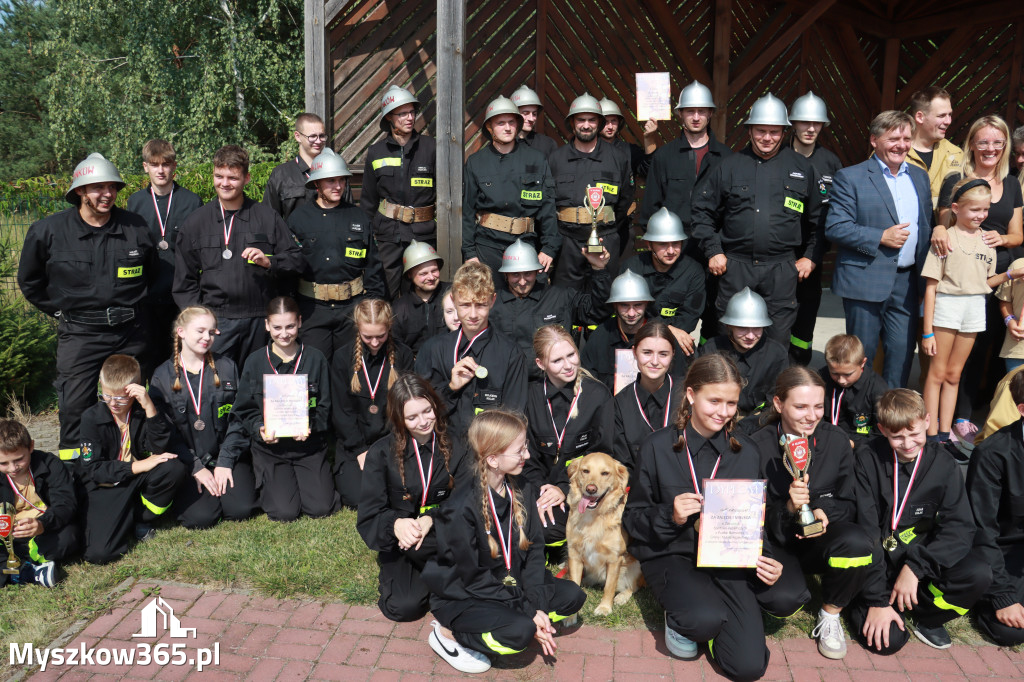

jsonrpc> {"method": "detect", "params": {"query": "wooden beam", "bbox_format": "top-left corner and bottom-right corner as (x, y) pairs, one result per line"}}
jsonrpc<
(1007, 24), (1024, 128)
(835, 24), (881, 111)
(880, 38), (899, 110)
(728, 0), (837, 98)
(534, 0), (548, 132)
(785, 0), (889, 38)
(304, 0), (327, 125)
(637, 0), (712, 85)
(798, 30), (811, 94)
(323, 0), (354, 24)
(893, 27), (976, 109)
(890, 1), (1024, 38)
(436, 0), (466, 277)
(711, 0), (732, 139)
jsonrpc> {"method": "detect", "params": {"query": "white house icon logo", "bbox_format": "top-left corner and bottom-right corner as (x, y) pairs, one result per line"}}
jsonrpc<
(132, 597), (197, 639)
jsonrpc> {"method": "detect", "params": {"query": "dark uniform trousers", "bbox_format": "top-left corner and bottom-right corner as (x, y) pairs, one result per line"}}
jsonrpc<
(251, 439), (338, 522)
(377, 536), (438, 622)
(2, 525), (81, 567)
(174, 459), (258, 530)
(975, 543), (1024, 646)
(213, 317), (267, 369)
(645, 556), (769, 682)
(717, 257), (798, 347)
(84, 458), (188, 564)
(846, 551), (991, 655)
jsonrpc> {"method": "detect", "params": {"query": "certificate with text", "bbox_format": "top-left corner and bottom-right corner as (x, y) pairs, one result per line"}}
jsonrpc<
(613, 348), (639, 395)
(263, 374), (309, 438)
(696, 479), (766, 568)
(635, 72), (672, 120)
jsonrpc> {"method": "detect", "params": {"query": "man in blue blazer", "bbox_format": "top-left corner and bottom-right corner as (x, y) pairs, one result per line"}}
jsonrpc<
(826, 110), (933, 388)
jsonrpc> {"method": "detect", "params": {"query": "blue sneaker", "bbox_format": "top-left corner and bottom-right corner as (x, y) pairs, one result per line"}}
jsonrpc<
(33, 561), (56, 588)
(664, 612), (698, 659)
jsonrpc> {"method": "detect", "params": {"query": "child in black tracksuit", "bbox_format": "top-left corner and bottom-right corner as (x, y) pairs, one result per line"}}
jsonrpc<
(623, 353), (784, 682)
(357, 374), (471, 622)
(966, 370), (1024, 645)
(422, 410), (585, 674)
(78, 354), (187, 564)
(235, 296), (339, 521)
(331, 298), (414, 507)
(749, 367), (873, 661)
(150, 305), (257, 529)
(0, 419), (80, 587)
(851, 389), (991, 653)
(819, 334), (889, 446)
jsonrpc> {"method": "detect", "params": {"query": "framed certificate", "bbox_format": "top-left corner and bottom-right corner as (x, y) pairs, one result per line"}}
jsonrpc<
(613, 348), (639, 395)
(263, 374), (309, 438)
(696, 479), (766, 568)
(635, 72), (672, 121)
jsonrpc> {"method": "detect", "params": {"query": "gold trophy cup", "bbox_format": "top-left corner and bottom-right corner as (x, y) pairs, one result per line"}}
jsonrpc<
(0, 502), (22, 575)
(779, 434), (824, 536)
(585, 185), (605, 253)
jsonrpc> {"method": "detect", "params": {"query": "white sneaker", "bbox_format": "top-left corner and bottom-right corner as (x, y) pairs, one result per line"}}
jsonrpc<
(428, 620), (492, 673)
(811, 611), (847, 659)
(664, 611), (698, 659)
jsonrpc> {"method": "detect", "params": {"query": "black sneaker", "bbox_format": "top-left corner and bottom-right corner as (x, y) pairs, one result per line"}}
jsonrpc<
(135, 523), (156, 541)
(910, 620), (951, 649)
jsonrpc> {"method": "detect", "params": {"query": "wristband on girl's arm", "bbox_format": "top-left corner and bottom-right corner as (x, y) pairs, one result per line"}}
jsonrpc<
(922, 333), (935, 339)
(1005, 315), (1017, 327)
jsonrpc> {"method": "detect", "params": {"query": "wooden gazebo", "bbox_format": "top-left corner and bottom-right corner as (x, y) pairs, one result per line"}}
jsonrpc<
(303, 0), (1024, 272)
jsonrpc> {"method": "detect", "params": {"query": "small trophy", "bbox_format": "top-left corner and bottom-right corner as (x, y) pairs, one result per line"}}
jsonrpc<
(585, 185), (605, 253)
(0, 502), (22, 575)
(779, 434), (824, 536)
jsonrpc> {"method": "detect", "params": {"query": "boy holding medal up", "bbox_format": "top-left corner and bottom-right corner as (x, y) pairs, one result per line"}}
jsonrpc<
(850, 389), (991, 653)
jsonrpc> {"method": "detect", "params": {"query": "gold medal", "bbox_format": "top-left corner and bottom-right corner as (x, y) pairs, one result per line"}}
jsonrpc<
(475, 365), (488, 379)
(882, 534), (898, 551)
(502, 574), (517, 587)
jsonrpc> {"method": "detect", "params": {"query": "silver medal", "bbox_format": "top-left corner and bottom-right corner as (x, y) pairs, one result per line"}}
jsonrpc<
(222, 248), (233, 260)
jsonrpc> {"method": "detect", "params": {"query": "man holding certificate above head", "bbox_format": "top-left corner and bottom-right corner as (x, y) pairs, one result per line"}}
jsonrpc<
(622, 354), (781, 679)
(414, 261), (528, 437)
(510, 83), (559, 158)
(691, 94), (825, 347)
(549, 93), (634, 288)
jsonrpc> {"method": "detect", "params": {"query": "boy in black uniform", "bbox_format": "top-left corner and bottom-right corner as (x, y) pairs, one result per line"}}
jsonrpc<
(288, 148), (386, 363)
(392, 241), (449, 355)
(851, 389), (991, 653)
(787, 93), (843, 364)
(549, 93), (634, 288)
(492, 239), (610, 376)
(173, 145), (304, 366)
(580, 269), (688, 393)
(414, 262), (528, 437)
(361, 85), (437, 298)
(0, 420), (80, 587)
(18, 153), (157, 462)
(126, 139), (203, 362)
(966, 371), (1024, 645)
(621, 208), (704, 359)
(78, 355), (186, 564)
(510, 84), (559, 158)
(263, 113), (326, 220)
(700, 288), (789, 419)
(819, 334), (889, 446)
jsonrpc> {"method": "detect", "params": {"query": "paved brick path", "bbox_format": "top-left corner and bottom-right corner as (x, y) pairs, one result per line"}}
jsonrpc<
(15, 580), (1024, 681)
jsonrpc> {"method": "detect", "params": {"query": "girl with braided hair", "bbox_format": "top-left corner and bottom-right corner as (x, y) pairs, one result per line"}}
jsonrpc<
(356, 373), (470, 622)
(150, 305), (257, 529)
(331, 299), (414, 507)
(622, 353), (783, 681)
(422, 409), (585, 674)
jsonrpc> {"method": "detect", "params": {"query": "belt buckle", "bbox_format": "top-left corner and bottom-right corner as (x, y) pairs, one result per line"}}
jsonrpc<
(106, 307), (114, 326)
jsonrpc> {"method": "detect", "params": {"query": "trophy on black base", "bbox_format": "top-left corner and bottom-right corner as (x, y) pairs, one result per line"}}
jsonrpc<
(779, 433), (825, 536)
(1, 502), (22, 575)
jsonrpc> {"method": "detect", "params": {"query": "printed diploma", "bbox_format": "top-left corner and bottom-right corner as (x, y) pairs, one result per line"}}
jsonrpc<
(263, 374), (309, 438)
(696, 479), (766, 568)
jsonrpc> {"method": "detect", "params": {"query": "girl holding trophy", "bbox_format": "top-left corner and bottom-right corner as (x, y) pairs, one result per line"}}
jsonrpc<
(749, 366), (874, 661)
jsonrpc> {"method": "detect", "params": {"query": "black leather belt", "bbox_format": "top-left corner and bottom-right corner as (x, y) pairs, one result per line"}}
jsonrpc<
(896, 265), (914, 273)
(60, 306), (136, 326)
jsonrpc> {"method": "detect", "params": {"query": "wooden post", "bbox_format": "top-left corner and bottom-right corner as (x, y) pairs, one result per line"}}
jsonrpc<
(534, 0), (548, 133)
(880, 38), (899, 111)
(1007, 24), (1024, 128)
(436, 0), (466, 277)
(712, 0), (732, 139)
(304, 0), (327, 126)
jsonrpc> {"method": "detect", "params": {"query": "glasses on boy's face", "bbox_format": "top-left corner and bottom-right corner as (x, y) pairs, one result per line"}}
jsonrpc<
(299, 133), (327, 142)
(100, 394), (131, 405)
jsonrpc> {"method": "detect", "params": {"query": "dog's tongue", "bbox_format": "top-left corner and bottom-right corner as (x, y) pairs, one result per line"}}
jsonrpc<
(578, 496), (596, 514)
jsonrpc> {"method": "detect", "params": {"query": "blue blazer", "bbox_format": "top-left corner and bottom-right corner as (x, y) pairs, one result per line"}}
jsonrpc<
(825, 157), (932, 303)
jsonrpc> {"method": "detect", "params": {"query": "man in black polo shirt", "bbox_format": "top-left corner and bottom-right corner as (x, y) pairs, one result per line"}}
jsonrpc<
(263, 113), (326, 221)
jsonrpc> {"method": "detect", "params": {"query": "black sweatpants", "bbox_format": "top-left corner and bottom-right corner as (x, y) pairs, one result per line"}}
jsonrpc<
(214, 316), (267, 368)
(716, 257), (797, 347)
(438, 578), (585, 657)
(975, 543), (1024, 646)
(174, 460), (258, 529)
(554, 232), (621, 290)
(643, 555), (769, 682)
(252, 442), (339, 522)
(846, 552), (992, 655)
(1, 523), (81, 565)
(83, 457), (188, 564)
(756, 521), (874, 616)
(333, 444), (364, 509)
(296, 295), (358, 366)
(55, 318), (148, 457)
(789, 267), (822, 365)
(377, 534), (437, 622)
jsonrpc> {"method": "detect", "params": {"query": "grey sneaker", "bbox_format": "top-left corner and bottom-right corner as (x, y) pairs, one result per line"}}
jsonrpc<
(811, 612), (847, 659)
(910, 620), (952, 649)
(664, 612), (698, 659)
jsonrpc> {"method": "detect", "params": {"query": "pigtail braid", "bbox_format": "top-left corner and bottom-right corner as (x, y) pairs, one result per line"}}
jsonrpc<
(207, 352), (221, 388)
(171, 335), (183, 392)
(350, 337), (364, 394)
(386, 338), (398, 390)
(478, 464), (499, 558)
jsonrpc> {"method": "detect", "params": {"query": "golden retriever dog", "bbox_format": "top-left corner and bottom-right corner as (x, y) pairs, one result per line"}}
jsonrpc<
(565, 451), (642, 616)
